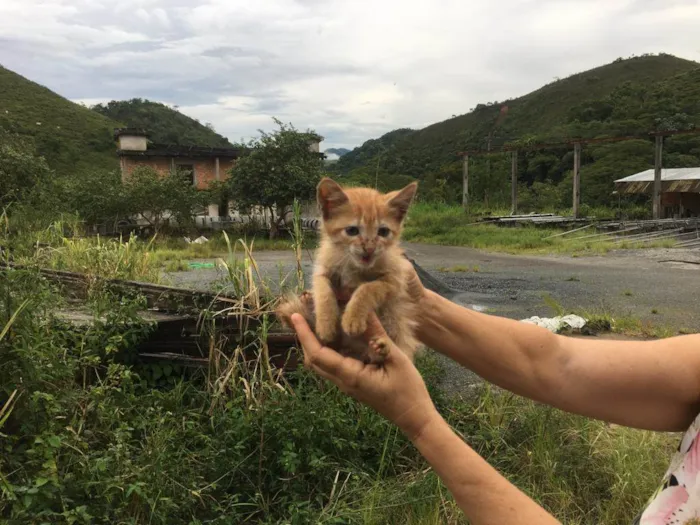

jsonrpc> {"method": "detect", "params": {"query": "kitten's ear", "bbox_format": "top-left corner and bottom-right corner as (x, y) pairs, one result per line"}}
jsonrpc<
(386, 182), (418, 222)
(317, 177), (349, 220)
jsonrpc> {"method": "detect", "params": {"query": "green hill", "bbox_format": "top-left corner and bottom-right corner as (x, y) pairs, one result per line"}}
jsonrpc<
(91, 99), (234, 148)
(0, 67), (236, 178)
(335, 54), (700, 208)
(0, 65), (120, 176)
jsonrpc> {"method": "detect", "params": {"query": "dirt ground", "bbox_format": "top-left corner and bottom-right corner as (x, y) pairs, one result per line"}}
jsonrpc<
(165, 242), (700, 333)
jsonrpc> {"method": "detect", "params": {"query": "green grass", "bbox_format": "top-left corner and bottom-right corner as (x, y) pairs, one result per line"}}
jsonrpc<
(403, 203), (682, 255)
(541, 295), (683, 339)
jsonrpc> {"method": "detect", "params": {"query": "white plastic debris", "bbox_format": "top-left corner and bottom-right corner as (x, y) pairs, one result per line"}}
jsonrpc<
(192, 236), (209, 244)
(520, 314), (587, 333)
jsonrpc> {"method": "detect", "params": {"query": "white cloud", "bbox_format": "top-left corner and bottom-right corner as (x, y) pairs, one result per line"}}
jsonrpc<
(1, 0), (699, 149)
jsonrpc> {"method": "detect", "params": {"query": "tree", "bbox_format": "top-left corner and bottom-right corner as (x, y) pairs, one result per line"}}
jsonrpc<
(226, 119), (324, 237)
(0, 130), (52, 206)
(123, 166), (207, 233)
(51, 170), (127, 229)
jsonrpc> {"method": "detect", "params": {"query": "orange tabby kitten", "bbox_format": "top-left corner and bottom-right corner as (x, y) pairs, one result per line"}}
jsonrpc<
(276, 178), (420, 364)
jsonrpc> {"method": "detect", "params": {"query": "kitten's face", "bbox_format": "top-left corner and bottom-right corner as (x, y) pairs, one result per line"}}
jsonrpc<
(317, 178), (418, 268)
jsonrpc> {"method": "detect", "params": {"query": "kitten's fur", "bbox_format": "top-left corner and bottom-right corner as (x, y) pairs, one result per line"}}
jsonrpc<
(276, 178), (420, 364)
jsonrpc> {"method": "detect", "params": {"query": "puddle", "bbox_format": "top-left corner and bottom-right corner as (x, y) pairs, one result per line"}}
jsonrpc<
(470, 304), (489, 312)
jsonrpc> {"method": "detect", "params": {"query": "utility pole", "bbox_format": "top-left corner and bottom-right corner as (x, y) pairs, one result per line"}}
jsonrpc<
(511, 150), (518, 215)
(573, 142), (581, 218)
(462, 154), (469, 211)
(653, 134), (663, 220)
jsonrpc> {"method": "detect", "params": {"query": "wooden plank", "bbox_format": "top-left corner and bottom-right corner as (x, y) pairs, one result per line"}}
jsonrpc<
(544, 223), (593, 239)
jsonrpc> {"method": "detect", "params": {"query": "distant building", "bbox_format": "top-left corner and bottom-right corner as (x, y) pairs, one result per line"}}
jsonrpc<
(614, 167), (700, 219)
(114, 128), (321, 227)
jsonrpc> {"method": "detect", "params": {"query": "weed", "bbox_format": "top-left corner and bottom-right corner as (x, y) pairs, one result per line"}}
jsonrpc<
(542, 294), (565, 316)
(623, 290), (634, 297)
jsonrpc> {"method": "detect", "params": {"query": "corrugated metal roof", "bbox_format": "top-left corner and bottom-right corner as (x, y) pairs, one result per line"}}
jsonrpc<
(614, 167), (700, 183)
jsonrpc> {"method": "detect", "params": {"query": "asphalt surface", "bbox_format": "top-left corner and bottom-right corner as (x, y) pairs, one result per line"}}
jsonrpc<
(165, 242), (700, 332)
(163, 243), (700, 394)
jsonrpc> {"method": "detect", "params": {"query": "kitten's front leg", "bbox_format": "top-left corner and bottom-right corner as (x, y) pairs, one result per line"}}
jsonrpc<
(341, 280), (391, 336)
(312, 272), (340, 344)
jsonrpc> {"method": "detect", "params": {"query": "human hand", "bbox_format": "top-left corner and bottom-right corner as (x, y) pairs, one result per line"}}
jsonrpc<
(400, 255), (426, 304)
(290, 311), (439, 440)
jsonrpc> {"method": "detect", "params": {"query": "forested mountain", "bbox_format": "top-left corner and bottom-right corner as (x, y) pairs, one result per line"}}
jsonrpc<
(92, 99), (234, 148)
(324, 148), (351, 157)
(333, 54), (700, 209)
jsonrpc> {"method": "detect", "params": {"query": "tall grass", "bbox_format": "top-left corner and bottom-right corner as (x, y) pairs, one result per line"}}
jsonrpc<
(31, 233), (162, 283)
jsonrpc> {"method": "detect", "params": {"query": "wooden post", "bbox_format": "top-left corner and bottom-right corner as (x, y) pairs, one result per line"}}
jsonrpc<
(462, 155), (469, 210)
(511, 150), (518, 215)
(653, 134), (663, 219)
(215, 157), (220, 181)
(573, 142), (581, 218)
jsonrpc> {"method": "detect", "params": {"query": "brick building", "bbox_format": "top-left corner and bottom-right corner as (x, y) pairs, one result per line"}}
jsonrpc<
(115, 128), (321, 226)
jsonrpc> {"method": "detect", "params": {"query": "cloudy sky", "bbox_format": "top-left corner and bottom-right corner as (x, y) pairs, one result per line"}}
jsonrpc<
(1, 0), (699, 149)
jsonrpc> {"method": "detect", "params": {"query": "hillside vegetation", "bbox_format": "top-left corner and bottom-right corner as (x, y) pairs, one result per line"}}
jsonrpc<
(0, 65), (120, 176)
(334, 54), (700, 210)
(0, 68), (236, 179)
(92, 99), (234, 148)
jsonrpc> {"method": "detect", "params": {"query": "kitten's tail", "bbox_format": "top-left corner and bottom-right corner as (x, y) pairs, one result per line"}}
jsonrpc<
(274, 290), (316, 331)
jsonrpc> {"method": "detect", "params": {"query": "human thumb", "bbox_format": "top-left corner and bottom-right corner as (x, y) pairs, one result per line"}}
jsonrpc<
(363, 311), (389, 342)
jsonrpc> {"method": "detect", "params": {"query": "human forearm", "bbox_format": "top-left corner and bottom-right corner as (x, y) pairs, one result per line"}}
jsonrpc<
(409, 411), (560, 525)
(417, 290), (700, 431)
(416, 290), (564, 403)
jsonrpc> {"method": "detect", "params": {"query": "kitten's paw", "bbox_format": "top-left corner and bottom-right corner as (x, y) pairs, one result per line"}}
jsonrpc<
(341, 308), (368, 337)
(316, 316), (338, 344)
(367, 336), (390, 364)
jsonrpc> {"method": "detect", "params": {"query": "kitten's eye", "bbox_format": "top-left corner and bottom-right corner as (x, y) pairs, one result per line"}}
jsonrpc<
(378, 226), (390, 237)
(345, 226), (360, 236)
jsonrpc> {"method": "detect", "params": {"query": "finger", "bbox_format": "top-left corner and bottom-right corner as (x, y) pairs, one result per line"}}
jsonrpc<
(290, 314), (364, 382)
(289, 313), (323, 369)
(364, 311), (388, 341)
(290, 313), (321, 352)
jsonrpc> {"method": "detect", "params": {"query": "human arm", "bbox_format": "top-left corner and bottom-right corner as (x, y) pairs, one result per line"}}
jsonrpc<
(413, 281), (700, 432)
(290, 312), (562, 525)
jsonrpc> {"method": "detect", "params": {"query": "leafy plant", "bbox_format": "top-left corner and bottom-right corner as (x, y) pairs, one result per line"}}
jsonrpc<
(226, 118), (324, 238)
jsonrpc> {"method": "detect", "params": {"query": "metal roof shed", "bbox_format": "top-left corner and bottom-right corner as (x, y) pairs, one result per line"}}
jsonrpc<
(614, 167), (700, 194)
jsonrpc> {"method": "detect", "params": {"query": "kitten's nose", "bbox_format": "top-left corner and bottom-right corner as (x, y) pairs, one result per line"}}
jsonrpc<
(364, 246), (375, 255)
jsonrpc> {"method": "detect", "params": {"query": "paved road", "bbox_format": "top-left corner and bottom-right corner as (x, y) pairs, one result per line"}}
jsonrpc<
(164, 243), (700, 394)
(166, 243), (700, 332)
